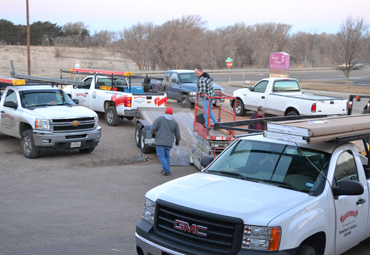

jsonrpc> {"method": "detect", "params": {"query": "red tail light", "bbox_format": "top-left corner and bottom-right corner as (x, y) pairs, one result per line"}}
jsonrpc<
(165, 98), (167, 107)
(124, 97), (132, 107)
(311, 103), (317, 113)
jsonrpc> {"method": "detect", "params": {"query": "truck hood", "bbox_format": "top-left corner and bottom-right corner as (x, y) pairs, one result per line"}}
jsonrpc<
(26, 105), (96, 119)
(147, 173), (312, 225)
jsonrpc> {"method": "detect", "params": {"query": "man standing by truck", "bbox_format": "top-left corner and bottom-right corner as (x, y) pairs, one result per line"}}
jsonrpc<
(151, 107), (181, 176)
(194, 66), (218, 129)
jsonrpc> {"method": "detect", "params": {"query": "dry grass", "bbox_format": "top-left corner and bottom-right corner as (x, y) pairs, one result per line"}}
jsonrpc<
(300, 81), (370, 94)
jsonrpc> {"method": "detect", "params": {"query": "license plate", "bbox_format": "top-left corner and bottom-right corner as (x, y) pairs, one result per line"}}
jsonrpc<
(145, 138), (155, 144)
(70, 141), (81, 148)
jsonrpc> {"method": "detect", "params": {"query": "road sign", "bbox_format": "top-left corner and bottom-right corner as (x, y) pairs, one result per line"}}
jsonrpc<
(227, 62), (232, 68)
(226, 57), (233, 62)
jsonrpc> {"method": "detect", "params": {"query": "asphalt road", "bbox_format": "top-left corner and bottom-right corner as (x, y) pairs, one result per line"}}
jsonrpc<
(1, 77), (370, 254)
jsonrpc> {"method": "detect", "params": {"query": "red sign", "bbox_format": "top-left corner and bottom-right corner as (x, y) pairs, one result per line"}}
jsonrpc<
(227, 62), (232, 68)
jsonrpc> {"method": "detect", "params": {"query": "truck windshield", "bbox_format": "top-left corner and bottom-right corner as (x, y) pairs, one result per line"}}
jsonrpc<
(179, 73), (198, 83)
(20, 90), (75, 108)
(206, 139), (329, 195)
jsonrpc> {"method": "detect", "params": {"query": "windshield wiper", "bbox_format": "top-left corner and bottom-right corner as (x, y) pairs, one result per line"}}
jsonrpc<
(206, 170), (247, 180)
(260, 179), (299, 191)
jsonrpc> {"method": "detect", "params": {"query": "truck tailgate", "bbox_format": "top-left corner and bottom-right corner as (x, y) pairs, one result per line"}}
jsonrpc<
(131, 93), (167, 109)
(315, 99), (347, 115)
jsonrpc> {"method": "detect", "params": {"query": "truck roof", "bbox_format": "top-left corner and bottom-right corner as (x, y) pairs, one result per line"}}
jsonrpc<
(245, 134), (341, 154)
(5, 85), (61, 91)
(167, 70), (196, 73)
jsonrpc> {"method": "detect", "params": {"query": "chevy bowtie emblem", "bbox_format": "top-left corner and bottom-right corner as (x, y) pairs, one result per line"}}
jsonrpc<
(71, 121), (80, 126)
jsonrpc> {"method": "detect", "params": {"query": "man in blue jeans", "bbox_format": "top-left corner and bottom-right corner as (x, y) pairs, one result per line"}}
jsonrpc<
(195, 66), (218, 129)
(151, 107), (181, 176)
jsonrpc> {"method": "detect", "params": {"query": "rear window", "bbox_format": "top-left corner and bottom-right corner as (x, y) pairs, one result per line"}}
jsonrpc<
(273, 80), (300, 92)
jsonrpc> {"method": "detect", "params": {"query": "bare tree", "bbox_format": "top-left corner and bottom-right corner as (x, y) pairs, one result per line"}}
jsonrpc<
(332, 16), (369, 87)
(91, 30), (114, 49)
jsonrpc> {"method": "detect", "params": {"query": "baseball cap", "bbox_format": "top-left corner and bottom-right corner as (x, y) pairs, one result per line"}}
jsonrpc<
(165, 107), (173, 114)
(257, 106), (265, 112)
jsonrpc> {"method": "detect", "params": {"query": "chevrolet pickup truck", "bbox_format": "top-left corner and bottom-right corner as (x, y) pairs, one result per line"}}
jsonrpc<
(231, 78), (348, 116)
(136, 115), (370, 255)
(0, 85), (101, 158)
(144, 70), (224, 108)
(63, 75), (167, 126)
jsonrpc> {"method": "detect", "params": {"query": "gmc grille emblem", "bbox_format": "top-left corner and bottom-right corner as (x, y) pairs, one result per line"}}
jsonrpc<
(174, 219), (207, 237)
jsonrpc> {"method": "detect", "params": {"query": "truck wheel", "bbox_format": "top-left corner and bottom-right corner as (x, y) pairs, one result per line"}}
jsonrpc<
(296, 244), (316, 255)
(21, 130), (39, 159)
(140, 128), (151, 154)
(105, 106), (120, 126)
(135, 124), (141, 148)
(79, 147), (95, 153)
(181, 95), (191, 108)
(235, 99), (246, 116)
(286, 110), (299, 116)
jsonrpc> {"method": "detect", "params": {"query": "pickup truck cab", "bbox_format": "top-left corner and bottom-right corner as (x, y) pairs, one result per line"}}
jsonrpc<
(136, 115), (370, 255)
(145, 70), (224, 108)
(0, 85), (101, 158)
(231, 78), (348, 116)
(63, 75), (167, 126)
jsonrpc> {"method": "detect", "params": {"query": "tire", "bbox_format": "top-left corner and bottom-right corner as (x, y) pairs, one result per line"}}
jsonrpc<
(235, 99), (246, 116)
(181, 94), (191, 108)
(286, 110), (299, 116)
(105, 106), (120, 126)
(296, 244), (316, 255)
(79, 147), (95, 153)
(135, 124), (141, 148)
(140, 128), (151, 154)
(21, 130), (39, 159)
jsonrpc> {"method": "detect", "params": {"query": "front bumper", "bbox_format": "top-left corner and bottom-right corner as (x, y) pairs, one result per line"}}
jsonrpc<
(136, 219), (296, 255)
(32, 126), (101, 150)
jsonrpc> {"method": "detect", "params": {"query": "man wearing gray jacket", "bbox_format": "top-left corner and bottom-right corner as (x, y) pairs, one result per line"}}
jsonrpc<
(151, 107), (181, 176)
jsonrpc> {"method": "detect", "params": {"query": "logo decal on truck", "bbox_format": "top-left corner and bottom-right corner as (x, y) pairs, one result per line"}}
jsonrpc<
(111, 94), (127, 107)
(174, 219), (207, 237)
(76, 93), (87, 98)
(1, 113), (14, 121)
(154, 97), (166, 106)
(340, 210), (358, 223)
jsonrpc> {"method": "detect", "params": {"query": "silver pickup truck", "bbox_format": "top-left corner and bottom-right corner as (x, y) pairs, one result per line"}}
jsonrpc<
(0, 85), (101, 158)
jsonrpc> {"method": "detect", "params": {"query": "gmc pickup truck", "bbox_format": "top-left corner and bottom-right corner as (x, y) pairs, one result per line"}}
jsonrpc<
(231, 78), (348, 116)
(144, 70), (224, 108)
(0, 84), (101, 158)
(63, 74), (167, 126)
(136, 115), (370, 255)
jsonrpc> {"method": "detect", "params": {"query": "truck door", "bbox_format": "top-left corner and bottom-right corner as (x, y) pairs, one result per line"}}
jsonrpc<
(0, 89), (20, 137)
(246, 80), (269, 109)
(333, 149), (368, 254)
(73, 77), (93, 108)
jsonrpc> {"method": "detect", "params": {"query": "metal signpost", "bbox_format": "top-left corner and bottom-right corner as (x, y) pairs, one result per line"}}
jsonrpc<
(226, 57), (233, 82)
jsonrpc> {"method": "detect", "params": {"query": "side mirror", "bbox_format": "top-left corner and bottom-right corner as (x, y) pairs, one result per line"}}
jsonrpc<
(332, 180), (364, 196)
(249, 86), (254, 91)
(4, 101), (17, 109)
(73, 85), (78, 89)
(171, 79), (177, 83)
(73, 99), (79, 104)
(201, 155), (214, 168)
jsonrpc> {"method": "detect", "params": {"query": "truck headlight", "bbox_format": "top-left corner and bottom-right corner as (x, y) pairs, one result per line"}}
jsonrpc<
(35, 118), (51, 131)
(242, 225), (281, 251)
(142, 198), (156, 224)
(189, 92), (196, 96)
(94, 115), (98, 126)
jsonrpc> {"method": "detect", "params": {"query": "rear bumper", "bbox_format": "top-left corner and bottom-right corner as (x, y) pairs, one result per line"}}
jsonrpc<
(32, 126), (101, 150)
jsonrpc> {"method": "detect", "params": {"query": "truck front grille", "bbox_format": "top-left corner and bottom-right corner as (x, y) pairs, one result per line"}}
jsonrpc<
(51, 117), (96, 132)
(154, 200), (243, 255)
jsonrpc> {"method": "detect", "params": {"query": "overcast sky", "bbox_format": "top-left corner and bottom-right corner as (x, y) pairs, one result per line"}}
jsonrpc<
(1, 0), (369, 34)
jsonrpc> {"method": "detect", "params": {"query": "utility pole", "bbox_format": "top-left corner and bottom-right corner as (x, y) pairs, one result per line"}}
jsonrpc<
(26, 0), (31, 75)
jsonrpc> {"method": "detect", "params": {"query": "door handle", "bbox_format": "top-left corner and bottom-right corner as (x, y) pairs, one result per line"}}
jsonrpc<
(357, 198), (366, 205)
(261, 96), (265, 99)
(85, 92), (89, 94)
(0, 110), (4, 113)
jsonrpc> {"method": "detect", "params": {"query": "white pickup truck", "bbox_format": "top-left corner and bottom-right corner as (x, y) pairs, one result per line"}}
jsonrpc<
(136, 115), (370, 255)
(63, 75), (167, 126)
(0, 85), (101, 158)
(231, 78), (348, 116)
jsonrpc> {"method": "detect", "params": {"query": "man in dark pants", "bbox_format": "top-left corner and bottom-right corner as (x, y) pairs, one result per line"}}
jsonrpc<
(248, 106), (268, 133)
(151, 107), (181, 176)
